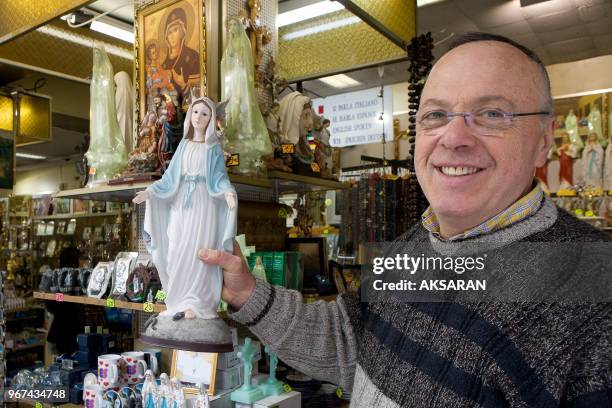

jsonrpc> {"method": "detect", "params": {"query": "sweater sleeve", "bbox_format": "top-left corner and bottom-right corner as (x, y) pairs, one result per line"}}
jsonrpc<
(560, 313), (612, 407)
(228, 279), (359, 391)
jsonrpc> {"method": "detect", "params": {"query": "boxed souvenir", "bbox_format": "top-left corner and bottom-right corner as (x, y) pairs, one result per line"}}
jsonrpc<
(111, 252), (138, 297)
(87, 262), (113, 298)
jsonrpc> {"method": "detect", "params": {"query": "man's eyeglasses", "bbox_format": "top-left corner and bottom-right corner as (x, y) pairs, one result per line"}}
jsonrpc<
(417, 108), (551, 135)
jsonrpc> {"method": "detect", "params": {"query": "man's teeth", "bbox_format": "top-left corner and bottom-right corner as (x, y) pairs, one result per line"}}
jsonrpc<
(440, 166), (480, 176)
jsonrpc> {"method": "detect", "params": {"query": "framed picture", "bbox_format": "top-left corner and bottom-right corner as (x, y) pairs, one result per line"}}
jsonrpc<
(66, 219), (77, 235)
(53, 198), (72, 215)
(135, 0), (206, 126)
(82, 227), (92, 240)
(170, 350), (217, 395)
(286, 237), (328, 290)
(72, 199), (88, 215)
(90, 201), (106, 213)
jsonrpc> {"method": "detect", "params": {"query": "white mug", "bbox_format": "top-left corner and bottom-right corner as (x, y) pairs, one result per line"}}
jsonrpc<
(84, 384), (103, 408)
(141, 348), (160, 376)
(121, 351), (148, 385)
(98, 354), (121, 389)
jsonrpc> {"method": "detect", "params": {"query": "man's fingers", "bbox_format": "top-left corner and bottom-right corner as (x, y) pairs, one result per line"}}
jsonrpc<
(198, 247), (242, 272)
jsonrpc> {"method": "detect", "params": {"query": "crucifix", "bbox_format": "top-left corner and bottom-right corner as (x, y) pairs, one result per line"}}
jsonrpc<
(239, 0), (272, 87)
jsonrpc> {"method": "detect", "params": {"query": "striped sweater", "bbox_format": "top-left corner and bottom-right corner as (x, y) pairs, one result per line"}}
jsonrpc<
(229, 196), (612, 407)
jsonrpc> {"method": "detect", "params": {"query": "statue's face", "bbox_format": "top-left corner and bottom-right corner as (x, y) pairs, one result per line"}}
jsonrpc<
(191, 102), (212, 132)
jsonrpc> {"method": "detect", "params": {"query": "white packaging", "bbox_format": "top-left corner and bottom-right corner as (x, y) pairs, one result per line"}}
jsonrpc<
(253, 391), (301, 408)
(215, 365), (241, 389)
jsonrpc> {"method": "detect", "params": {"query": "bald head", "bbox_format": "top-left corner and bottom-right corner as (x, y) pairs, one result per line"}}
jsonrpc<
(444, 32), (552, 111)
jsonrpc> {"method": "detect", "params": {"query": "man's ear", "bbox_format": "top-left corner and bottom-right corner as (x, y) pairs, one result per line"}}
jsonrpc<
(534, 118), (554, 167)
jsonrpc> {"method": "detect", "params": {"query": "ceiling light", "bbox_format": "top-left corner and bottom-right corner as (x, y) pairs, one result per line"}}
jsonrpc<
(277, 1), (345, 27)
(519, 0), (552, 6)
(90, 20), (134, 43)
(318, 74), (361, 89)
(16, 152), (47, 160)
(37, 25), (132, 60)
(282, 16), (360, 40)
(417, 0), (447, 6)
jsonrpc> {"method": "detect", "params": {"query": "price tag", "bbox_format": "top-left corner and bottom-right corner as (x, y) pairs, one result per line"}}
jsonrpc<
(585, 210), (594, 217)
(281, 143), (295, 154)
(35, 402), (42, 408)
(336, 387), (343, 398)
(106, 298), (115, 308)
(283, 383), (292, 393)
(55, 293), (64, 302)
(226, 154), (240, 167)
(311, 162), (321, 173)
(278, 208), (287, 219)
(574, 209), (584, 216)
(143, 302), (154, 313)
(155, 290), (167, 302)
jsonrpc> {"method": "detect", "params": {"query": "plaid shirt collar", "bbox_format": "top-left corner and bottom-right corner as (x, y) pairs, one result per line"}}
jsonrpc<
(421, 183), (544, 241)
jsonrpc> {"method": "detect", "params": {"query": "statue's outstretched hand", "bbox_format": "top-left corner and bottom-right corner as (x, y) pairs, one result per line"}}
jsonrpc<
(225, 191), (237, 209)
(198, 240), (255, 310)
(133, 190), (151, 204)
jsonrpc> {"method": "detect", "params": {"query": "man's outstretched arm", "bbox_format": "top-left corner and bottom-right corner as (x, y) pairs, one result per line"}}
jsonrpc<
(199, 242), (359, 390)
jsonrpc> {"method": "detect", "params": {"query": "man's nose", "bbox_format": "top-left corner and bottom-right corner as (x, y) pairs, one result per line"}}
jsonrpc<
(438, 115), (478, 150)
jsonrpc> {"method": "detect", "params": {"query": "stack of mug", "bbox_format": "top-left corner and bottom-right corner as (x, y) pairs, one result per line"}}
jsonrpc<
(97, 349), (160, 390)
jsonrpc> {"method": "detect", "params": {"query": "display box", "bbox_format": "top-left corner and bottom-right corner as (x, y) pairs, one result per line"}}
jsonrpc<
(215, 365), (241, 389)
(252, 391), (301, 408)
(76, 333), (102, 352)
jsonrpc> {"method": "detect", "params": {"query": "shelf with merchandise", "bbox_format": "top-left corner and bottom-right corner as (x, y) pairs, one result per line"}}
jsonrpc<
(33, 291), (167, 313)
(51, 172), (347, 202)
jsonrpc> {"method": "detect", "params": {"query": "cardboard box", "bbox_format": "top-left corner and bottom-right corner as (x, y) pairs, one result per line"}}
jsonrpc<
(216, 350), (241, 370)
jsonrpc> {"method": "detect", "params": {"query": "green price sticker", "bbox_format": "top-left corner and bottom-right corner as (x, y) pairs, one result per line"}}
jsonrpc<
(155, 290), (167, 301)
(143, 302), (154, 313)
(35, 402), (42, 408)
(585, 210), (594, 217)
(574, 209), (584, 216)
(336, 387), (343, 398)
(283, 383), (292, 393)
(106, 298), (115, 308)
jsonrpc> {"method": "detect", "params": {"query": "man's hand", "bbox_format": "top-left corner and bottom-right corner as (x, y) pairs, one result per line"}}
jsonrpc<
(198, 240), (255, 310)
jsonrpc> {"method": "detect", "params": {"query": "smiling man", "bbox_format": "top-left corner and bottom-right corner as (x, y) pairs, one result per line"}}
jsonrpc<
(199, 33), (611, 407)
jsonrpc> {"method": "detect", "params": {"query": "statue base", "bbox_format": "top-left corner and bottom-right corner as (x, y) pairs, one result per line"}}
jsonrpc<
(139, 315), (233, 352)
(230, 385), (264, 404)
(258, 379), (285, 397)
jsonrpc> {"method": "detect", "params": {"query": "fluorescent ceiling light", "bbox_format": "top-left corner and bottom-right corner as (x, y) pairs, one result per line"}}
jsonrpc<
(277, 1), (345, 27)
(417, 0), (447, 6)
(90, 20), (134, 43)
(61, 12), (134, 44)
(282, 16), (360, 40)
(37, 25), (132, 60)
(318, 74), (360, 88)
(16, 152), (46, 160)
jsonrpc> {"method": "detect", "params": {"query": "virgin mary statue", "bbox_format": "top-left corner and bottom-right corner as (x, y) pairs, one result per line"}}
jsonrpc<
(134, 97), (237, 351)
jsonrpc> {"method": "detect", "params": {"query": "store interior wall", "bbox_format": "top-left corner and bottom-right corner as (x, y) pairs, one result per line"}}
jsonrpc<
(547, 54), (612, 97)
(13, 161), (80, 195)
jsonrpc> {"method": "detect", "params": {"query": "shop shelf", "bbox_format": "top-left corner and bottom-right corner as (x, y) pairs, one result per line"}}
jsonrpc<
(9, 342), (45, 352)
(31, 211), (128, 220)
(51, 172), (346, 202)
(32, 291), (166, 313)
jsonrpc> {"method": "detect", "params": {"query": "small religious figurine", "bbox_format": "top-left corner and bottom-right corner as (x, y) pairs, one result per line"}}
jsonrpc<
(134, 97), (236, 352)
(564, 109), (583, 151)
(587, 103), (606, 147)
(230, 338), (264, 404)
(142, 370), (158, 408)
(557, 132), (577, 190)
(581, 133), (604, 190)
(258, 346), (284, 397)
(158, 373), (171, 408)
(605, 136), (612, 191)
(194, 383), (210, 408)
(128, 111), (161, 174)
(170, 378), (185, 408)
